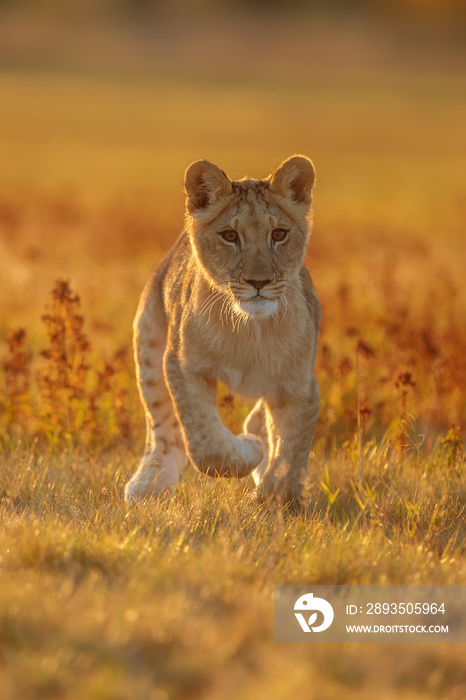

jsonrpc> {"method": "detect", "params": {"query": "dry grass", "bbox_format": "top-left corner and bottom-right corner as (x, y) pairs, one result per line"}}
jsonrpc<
(0, 439), (464, 700)
(0, 10), (465, 699)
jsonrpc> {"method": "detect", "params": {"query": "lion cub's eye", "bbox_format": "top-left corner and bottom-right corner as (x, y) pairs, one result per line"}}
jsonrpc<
(271, 228), (288, 243)
(220, 230), (239, 244)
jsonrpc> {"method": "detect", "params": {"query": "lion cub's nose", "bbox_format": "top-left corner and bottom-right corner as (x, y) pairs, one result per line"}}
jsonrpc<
(245, 279), (272, 290)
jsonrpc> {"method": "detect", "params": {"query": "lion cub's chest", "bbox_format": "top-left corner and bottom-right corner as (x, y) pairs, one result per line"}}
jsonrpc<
(217, 364), (264, 399)
(203, 326), (292, 401)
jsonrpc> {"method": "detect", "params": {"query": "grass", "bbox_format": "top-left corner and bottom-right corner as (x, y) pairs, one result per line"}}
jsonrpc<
(0, 10), (465, 699)
(0, 439), (464, 699)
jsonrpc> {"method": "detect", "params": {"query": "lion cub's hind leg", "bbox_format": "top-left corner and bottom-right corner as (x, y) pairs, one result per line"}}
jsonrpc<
(243, 400), (269, 487)
(125, 289), (187, 504)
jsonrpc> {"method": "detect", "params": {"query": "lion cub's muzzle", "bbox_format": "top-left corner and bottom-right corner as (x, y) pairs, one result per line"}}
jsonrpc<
(229, 279), (284, 319)
(244, 278), (272, 291)
(229, 278), (282, 302)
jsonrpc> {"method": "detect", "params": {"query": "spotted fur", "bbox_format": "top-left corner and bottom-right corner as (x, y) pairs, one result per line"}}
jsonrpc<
(125, 155), (321, 505)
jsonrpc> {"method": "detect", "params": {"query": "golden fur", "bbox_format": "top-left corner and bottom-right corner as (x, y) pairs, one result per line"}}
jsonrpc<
(125, 155), (321, 504)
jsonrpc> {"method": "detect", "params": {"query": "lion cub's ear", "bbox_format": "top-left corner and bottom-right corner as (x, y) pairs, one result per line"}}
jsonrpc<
(184, 160), (232, 213)
(269, 155), (315, 206)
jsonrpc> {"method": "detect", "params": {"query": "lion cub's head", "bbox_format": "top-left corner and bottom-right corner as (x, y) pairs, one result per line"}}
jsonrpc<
(184, 155), (315, 321)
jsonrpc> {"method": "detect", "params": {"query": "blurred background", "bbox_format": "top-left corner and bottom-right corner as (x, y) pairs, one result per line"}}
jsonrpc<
(0, 0), (465, 439)
(1, 0), (465, 200)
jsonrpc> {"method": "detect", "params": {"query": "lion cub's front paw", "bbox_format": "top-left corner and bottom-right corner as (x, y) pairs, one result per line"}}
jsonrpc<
(256, 465), (305, 509)
(124, 465), (177, 504)
(235, 433), (263, 466)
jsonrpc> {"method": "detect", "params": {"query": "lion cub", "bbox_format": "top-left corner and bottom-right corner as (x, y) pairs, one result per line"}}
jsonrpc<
(125, 155), (321, 505)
